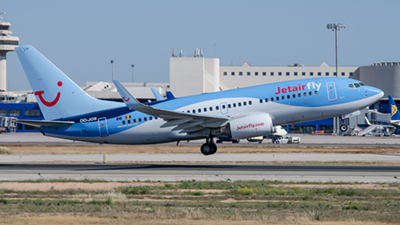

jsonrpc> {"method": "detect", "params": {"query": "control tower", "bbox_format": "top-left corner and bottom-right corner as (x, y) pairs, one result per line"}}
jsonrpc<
(0, 12), (19, 92)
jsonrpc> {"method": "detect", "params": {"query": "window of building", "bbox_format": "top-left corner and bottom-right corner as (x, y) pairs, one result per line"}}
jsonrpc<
(231, 72), (235, 76)
(278, 72), (282, 76)
(310, 72), (313, 76)
(0, 109), (9, 116)
(255, 72), (258, 76)
(294, 72), (298, 76)
(24, 109), (41, 117)
(302, 72), (306, 76)
(270, 72), (274, 76)
(334, 72), (337, 76)
(318, 72), (321, 76)
(223, 72), (227, 76)
(10, 110), (21, 116)
(341, 72), (345, 76)
(262, 72), (266, 76)
(326, 72), (329, 76)
(239, 72), (243, 76)
(286, 72), (290, 76)
(247, 72), (251, 76)
(350, 72), (353, 76)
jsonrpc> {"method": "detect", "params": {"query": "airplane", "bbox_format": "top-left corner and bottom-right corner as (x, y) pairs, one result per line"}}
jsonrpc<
(388, 95), (400, 128)
(247, 125), (287, 143)
(15, 45), (384, 155)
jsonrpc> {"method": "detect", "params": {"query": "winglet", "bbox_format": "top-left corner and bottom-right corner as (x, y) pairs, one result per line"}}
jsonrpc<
(113, 80), (147, 110)
(150, 88), (165, 101)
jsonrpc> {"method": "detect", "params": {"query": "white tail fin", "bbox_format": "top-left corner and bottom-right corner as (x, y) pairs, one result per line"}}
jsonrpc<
(16, 45), (120, 121)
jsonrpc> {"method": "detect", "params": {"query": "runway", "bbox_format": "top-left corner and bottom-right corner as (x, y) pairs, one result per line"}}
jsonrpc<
(1, 163), (400, 183)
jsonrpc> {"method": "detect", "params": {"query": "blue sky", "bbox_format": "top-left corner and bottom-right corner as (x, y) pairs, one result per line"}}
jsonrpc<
(3, 0), (400, 91)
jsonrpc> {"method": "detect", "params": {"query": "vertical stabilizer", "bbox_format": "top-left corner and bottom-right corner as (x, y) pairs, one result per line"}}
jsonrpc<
(388, 95), (400, 121)
(16, 45), (120, 120)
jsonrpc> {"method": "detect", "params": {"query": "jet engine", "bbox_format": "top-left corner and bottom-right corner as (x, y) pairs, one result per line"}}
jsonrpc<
(221, 113), (275, 139)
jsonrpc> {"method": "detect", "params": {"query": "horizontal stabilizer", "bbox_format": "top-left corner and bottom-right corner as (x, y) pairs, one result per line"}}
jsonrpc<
(17, 119), (74, 128)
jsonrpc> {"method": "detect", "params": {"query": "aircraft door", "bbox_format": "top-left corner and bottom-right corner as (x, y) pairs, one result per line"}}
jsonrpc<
(220, 102), (228, 114)
(98, 117), (109, 137)
(326, 82), (337, 101)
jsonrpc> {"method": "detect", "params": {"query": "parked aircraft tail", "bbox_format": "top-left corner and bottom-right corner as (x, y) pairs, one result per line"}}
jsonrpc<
(15, 45), (121, 121)
(388, 95), (400, 121)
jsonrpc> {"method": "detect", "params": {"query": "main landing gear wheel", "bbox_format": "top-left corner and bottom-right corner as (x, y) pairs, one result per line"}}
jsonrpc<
(200, 142), (217, 155)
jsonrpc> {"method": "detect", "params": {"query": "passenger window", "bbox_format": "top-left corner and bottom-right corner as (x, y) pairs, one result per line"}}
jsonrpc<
(243, 102), (247, 106)
(249, 101), (252, 105)
(309, 91), (312, 96)
(303, 92), (307, 97)
(216, 106), (219, 110)
(238, 102), (242, 107)
(204, 108), (207, 112)
(259, 99), (263, 103)
(198, 109), (201, 113)
(127, 120), (131, 124)
(138, 118), (142, 122)
(133, 119), (137, 123)
(228, 104), (231, 108)
(314, 91), (318, 95)
(298, 93), (301, 97)
(144, 117), (147, 121)
(276, 97), (279, 101)
(209, 107), (213, 111)
(192, 109), (196, 113)
(122, 121), (125, 125)
(149, 117), (153, 120)
(222, 105), (226, 109)
(233, 103), (236, 107)
(287, 95), (290, 99)
(265, 98), (268, 102)
(282, 96), (285, 100)
(270, 97), (274, 102)
(293, 94), (296, 98)
(187, 110), (190, 113)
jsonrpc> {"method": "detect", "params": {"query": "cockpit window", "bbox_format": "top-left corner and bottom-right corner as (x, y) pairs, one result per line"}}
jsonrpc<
(359, 82), (365, 86)
(354, 83), (360, 88)
(348, 83), (354, 88)
(348, 82), (364, 89)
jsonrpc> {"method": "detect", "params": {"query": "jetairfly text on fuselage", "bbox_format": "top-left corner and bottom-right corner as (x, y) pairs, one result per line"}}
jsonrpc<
(275, 82), (321, 95)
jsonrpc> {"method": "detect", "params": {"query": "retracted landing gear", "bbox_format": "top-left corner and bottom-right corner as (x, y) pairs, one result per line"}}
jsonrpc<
(200, 137), (217, 156)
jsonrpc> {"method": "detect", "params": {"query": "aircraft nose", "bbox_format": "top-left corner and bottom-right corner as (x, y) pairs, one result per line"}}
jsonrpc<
(366, 86), (384, 99)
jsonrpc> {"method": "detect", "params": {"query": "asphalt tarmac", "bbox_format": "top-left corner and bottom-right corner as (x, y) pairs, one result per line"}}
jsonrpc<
(1, 163), (399, 183)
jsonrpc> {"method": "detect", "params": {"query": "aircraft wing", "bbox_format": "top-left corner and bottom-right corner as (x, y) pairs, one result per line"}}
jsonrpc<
(17, 120), (74, 128)
(113, 80), (230, 131)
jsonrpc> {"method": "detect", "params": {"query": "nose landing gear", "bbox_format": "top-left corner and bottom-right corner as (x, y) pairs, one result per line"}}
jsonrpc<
(200, 137), (217, 155)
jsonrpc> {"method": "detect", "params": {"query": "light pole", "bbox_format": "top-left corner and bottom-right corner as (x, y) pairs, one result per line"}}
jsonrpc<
(110, 60), (114, 80)
(327, 23), (345, 136)
(326, 23), (345, 77)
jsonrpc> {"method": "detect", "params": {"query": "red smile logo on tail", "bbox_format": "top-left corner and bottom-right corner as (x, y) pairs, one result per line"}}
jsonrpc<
(35, 81), (62, 107)
(122, 97), (130, 102)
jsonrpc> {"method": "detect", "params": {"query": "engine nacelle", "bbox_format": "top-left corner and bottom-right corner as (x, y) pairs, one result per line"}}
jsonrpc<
(221, 113), (275, 139)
